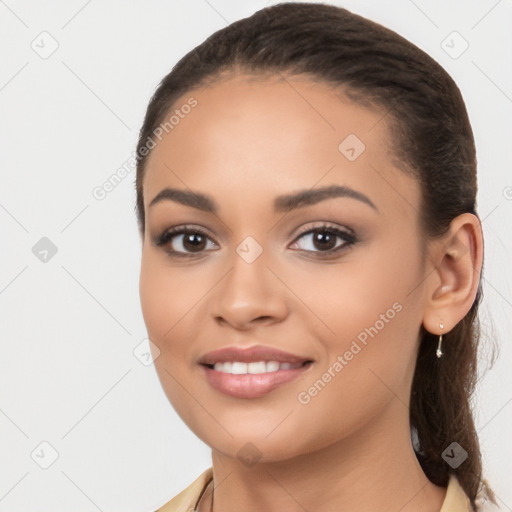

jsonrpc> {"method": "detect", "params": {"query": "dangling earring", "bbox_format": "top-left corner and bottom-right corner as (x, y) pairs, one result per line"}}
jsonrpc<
(436, 322), (444, 358)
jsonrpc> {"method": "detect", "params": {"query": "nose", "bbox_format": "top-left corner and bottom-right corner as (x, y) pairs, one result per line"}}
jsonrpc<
(210, 250), (289, 330)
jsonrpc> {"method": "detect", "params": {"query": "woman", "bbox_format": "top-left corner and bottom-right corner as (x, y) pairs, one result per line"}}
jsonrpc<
(135, 3), (501, 511)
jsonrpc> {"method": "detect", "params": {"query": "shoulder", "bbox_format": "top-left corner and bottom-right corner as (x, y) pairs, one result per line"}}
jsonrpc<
(154, 467), (213, 512)
(154, 470), (504, 511)
(474, 479), (506, 512)
(442, 474), (504, 512)
(441, 474), (473, 511)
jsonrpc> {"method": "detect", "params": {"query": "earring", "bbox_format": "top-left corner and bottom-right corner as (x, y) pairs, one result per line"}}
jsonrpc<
(436, 322), (444, 358)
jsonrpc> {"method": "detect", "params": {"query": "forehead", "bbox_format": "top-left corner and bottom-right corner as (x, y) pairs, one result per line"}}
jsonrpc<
(142, 73), (419, 220)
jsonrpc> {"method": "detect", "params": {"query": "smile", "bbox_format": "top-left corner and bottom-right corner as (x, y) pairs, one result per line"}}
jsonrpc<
(197, 344), (314, 398)
(210, 361), (306, 374)
(201, 360), (313, 398)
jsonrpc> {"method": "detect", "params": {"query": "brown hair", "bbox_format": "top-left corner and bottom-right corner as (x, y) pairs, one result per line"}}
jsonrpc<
(134, 2), (497, 509)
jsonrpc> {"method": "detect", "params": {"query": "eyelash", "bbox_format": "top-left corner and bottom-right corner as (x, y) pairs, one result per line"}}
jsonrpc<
(154, 223), (357, 259)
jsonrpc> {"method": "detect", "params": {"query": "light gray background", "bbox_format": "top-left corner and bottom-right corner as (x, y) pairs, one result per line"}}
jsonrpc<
(1, 1), (511, 510)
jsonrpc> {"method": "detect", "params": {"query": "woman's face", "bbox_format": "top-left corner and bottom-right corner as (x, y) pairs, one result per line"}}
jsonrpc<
(139, 73), (429, 462)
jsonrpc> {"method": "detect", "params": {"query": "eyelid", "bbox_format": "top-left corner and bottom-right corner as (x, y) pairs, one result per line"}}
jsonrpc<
(293, 221), (355, 238)
(152, 224), (218, 252)
(290, 222), (356, 254)
(154, 221), (357, 258)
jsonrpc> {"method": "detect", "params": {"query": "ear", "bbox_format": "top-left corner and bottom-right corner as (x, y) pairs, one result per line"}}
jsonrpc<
(422, 213), (483, 336)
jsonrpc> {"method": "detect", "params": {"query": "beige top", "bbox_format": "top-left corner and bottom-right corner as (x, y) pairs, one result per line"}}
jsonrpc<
(154, 467), (501, 511)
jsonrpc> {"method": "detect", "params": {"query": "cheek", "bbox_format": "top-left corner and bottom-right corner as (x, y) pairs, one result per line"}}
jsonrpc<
(139, 252), (200, 341)
(288, 242), (422, 393)
(139, 254), (203, 422)
(139, 258), (168, 340)
(285, 251), (414, 343)
(289, 306), (418, 455)
(139, 251), (212, 405)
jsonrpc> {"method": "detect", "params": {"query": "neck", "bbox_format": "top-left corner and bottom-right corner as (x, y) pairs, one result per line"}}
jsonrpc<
(204, 399), (447, 512)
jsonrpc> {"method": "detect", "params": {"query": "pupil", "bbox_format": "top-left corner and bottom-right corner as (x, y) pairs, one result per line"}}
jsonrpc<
(185, 233), (205, 252)
(314, 231), (335, 250)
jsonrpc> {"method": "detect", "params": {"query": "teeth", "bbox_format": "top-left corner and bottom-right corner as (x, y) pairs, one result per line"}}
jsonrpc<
(248, 361), (266, 374)
(231, 362), (247, 374)
(221, 362), (232, 373)
(212, 360), (302, 374)
(266, 361), (280, 372)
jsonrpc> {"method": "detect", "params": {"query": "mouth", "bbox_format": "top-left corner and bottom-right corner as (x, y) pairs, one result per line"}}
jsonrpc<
(203, 360), (313, 374)
(198, 345), (314, 398)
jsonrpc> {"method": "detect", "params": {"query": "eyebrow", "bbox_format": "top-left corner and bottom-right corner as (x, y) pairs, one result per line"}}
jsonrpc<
(148, 184), (378, 213)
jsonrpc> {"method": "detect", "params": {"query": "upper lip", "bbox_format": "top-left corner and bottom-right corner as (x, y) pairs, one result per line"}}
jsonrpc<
(198, 345), (313, 366)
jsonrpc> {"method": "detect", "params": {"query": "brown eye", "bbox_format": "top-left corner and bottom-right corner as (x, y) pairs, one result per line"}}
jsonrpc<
(155, 226), (218, 256)
(176, 232), (208, 252)
(291, 224), (356, 256)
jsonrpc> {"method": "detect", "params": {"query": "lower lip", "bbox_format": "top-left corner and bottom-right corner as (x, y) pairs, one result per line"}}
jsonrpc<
(201, 362), (313, 398)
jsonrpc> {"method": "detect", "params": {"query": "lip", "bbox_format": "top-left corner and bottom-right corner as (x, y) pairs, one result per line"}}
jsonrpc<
(198, 345), (314, 399)
(197, 345), (312, 365)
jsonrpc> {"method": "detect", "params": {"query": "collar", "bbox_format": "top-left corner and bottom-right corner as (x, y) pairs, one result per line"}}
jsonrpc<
(156, 468), (475, 511)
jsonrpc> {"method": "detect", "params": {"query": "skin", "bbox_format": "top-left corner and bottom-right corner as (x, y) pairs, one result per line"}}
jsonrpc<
(138, 73), (483, 512)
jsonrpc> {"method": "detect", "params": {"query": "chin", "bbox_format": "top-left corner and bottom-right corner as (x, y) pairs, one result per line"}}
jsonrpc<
(209, 436), (306, 465)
